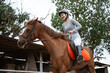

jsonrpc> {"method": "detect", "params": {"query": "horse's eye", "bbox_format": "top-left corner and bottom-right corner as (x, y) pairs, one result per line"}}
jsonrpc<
(26, 29), (30, 32)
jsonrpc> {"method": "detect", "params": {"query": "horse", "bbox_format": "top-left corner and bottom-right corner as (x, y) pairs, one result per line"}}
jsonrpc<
(17, 18), (94, 73)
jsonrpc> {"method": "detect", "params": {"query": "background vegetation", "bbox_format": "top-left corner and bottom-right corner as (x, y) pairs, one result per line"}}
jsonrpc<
(0, 0), (30, 38)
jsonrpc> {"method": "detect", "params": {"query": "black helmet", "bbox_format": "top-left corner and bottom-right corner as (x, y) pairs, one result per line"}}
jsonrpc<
(59, 9), (69, 16)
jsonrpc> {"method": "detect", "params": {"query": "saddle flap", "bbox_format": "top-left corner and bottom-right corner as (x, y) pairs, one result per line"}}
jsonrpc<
(67, 41), (90, 61)
(67, 41), (76, 60)
(82, 47), (90, 61)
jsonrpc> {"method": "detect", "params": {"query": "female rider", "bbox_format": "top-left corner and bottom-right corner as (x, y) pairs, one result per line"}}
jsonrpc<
(59, 9), (83, 64)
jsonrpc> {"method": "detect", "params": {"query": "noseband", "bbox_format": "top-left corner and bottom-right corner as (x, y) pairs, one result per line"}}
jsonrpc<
(20, 24), (36, 42)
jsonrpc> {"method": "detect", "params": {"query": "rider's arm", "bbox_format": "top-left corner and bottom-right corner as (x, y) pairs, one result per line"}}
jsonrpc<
(71, 19), (82, 32)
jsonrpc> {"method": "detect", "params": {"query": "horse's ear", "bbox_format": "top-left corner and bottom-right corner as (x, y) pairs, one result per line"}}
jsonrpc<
(35, 18), (38, 22)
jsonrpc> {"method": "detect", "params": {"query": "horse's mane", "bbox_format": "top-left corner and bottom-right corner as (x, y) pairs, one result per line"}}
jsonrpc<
(40, 21), (61, 38)
(38, 21), (66, 40)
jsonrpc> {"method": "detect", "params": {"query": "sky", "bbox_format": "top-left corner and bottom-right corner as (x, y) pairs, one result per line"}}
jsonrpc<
(8, 0), (56, 29)
(7, 0), (110, 72)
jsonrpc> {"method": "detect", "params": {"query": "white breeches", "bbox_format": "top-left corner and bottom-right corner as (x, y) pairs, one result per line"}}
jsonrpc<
(73, 37), (81, 46)
(68, 33), (82, 46)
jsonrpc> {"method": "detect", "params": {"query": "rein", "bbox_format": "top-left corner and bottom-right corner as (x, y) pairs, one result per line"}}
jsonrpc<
(20, 23), (59, 43)
(33, 37), (57, 42)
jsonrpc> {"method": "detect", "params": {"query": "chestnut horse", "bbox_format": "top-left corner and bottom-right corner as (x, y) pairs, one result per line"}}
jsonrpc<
(17, 18), (94, 73)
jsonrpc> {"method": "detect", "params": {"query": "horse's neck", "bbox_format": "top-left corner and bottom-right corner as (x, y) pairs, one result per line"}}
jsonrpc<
(38, 31), (56, 52)
(38, 31), (67, 60)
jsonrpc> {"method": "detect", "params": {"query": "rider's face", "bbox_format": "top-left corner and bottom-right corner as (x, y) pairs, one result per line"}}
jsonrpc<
(60, 13), (67, 21)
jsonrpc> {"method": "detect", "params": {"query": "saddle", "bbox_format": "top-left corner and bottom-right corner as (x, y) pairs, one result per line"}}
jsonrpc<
(67, 40), (90, 61)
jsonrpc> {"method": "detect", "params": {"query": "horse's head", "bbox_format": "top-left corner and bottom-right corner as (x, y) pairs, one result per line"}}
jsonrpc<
(17, 18), (40, 48)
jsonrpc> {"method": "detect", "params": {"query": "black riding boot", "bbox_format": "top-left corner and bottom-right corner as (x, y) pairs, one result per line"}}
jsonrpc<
(77, 45), (84, 65)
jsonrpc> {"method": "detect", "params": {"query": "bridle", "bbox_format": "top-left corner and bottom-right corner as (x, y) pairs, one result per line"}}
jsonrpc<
(20, 23), (58, 43)
(20, 23), (36, 42)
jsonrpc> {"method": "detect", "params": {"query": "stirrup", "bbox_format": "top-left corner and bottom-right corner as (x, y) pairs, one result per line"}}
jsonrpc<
(78, 59), (84, 63)
(77, 56), (84, 65)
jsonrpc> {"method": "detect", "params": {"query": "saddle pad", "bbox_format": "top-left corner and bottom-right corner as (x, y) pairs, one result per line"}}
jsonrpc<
(67, 41), (90, 61)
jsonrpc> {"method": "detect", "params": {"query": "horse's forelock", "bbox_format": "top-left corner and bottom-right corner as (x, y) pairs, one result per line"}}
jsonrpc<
(25, 20), (34, 26)
(26, 19), (42, 25)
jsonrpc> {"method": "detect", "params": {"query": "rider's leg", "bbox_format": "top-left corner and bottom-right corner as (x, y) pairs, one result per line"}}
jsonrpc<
(74, 38), (83, 64)
(77, 45), (83, 63)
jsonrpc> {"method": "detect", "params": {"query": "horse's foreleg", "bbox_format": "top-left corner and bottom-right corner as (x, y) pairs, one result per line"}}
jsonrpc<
(59, 65), (67, 73)
(53, 67), (67, 73)
(54, 69), (59, 73)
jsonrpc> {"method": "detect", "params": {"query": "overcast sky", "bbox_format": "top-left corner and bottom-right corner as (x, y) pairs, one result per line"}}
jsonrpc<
(9, 0), (56, 29)
(7, 0), (110, 71)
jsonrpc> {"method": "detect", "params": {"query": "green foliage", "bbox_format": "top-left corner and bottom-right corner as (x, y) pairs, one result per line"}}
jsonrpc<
(51, 0), (110, 59)
(0, 0), (30, 38)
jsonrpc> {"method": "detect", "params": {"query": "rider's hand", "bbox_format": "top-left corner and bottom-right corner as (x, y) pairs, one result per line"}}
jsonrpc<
(60, 32), (66, 36)
(68, 30), (74, 34)
(59, 32), (63, 34)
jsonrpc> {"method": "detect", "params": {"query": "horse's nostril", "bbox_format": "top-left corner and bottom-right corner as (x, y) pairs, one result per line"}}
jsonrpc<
(17, 40), (26, 45)
(17, 40), (27, 48)
(17, 41), (21, 45)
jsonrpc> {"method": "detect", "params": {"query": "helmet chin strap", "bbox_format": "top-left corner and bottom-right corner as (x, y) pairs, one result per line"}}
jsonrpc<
(64, 14), (68, 21)
(64, 16), (68, 21)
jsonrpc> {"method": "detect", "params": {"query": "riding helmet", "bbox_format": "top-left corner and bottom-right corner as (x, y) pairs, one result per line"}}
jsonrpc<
(59, 9), (69, 17)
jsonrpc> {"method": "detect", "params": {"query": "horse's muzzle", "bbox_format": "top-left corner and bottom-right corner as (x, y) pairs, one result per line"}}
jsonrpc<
(17, 39), (28, 48)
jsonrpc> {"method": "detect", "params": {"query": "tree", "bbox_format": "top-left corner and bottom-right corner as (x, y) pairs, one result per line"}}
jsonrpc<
(0, 0), (30, 38)
(51, 0), (110, 60)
